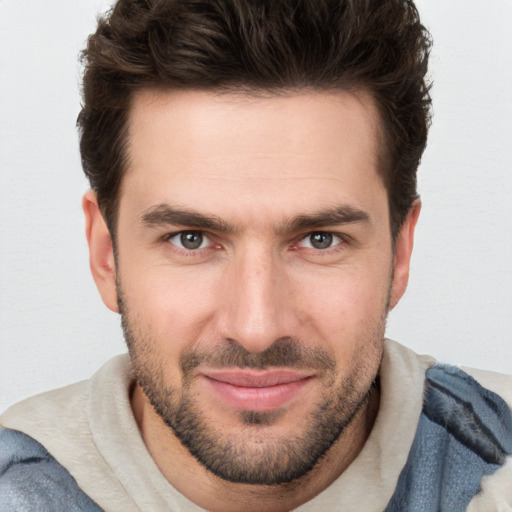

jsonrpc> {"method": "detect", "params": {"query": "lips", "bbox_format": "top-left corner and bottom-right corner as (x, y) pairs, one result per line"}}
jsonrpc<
(200, 369), (313, 412)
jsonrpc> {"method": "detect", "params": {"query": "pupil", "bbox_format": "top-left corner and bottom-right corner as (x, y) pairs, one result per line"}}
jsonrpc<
(311, 232), (332, 249)
(181, 231), (203, 250)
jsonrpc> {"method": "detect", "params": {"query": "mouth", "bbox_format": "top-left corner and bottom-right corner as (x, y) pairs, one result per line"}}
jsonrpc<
(200, 369), (314, 412)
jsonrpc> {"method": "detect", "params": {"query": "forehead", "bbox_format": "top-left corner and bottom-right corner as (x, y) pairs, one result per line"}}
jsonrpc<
(121, 89), (386, 225)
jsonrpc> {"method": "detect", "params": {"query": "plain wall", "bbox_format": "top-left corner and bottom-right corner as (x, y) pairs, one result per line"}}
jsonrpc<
(1, 0), (511, 413)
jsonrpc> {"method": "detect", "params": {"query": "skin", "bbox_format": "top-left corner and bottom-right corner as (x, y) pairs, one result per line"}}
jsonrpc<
(83, 89), (420, 511)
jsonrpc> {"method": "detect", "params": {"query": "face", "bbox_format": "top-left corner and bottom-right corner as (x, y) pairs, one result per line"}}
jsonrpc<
(86, 89), (415, 485)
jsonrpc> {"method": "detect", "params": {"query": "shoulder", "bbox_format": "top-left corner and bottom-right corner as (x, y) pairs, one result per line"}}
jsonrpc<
(423, 363), (512, 511)
(454, 366), (512, 511)
(0, 378), (90, 432)
(0, 428), (102, 511)
(461, 366), (512, 410)
(0, 355), (138, 511)
(0, 354), (130, 444)
(423, 363), (512, 464)
(385, 350), (512, 512)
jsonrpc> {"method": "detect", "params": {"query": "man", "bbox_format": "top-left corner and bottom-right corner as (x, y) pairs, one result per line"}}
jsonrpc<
(1, 0), (511, 510)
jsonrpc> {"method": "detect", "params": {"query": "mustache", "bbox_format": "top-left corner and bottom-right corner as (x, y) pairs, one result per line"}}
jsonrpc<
(180, 337), (336, 375)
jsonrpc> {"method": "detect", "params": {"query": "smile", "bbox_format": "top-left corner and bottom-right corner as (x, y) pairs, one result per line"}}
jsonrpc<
(200, 370), (314, 412)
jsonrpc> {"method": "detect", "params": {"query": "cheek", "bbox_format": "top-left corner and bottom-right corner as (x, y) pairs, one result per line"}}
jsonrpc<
(292, 260), (391, 342)
(120, 264), (223, 346)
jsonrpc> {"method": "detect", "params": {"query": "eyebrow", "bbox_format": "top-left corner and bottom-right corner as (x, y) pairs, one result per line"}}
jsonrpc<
(277, 206), (370, 234)
(141, 204), (234, 233)
(141, 203), (370, 234)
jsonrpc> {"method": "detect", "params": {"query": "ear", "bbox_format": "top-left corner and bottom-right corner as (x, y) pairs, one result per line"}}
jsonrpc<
(389, 200), (421, 310)
(82, 190), (119, 313)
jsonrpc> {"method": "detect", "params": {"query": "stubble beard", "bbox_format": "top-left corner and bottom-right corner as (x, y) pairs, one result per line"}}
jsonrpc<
(118, 288), (386, 486)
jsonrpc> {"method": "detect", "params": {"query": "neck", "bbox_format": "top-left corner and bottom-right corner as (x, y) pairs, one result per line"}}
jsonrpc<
(131, 382), (380, 512)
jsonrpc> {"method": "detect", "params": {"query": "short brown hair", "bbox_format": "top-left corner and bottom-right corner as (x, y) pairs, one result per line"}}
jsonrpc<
(78, 0), (432, 239)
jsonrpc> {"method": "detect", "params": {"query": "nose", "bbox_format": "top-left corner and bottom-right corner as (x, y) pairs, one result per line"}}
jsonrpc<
(217, 247), (295, 353)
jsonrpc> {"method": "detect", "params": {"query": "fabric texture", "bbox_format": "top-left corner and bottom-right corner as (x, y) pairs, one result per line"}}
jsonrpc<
(1, 340), (511, 511)
(0, 429), (102, 511)
(385, 364), (512, 512)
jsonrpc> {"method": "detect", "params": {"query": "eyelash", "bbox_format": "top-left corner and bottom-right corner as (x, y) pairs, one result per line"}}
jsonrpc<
(295, 232), (347, 252)
(162, 231), (217, 257)
(161, 230), (350, 256)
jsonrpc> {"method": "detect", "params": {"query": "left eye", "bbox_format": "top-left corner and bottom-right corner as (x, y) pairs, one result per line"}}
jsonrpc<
(168, 231), (210, 250)
(298, 232), (342, 250)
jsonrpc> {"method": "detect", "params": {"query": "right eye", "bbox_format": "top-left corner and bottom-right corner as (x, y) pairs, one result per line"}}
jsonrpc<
(297, 232), (344, 250)
(167, 231), (211, 251)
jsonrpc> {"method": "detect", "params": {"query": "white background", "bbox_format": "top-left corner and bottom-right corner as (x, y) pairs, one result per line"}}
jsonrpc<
(1, 0), (511, 413)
